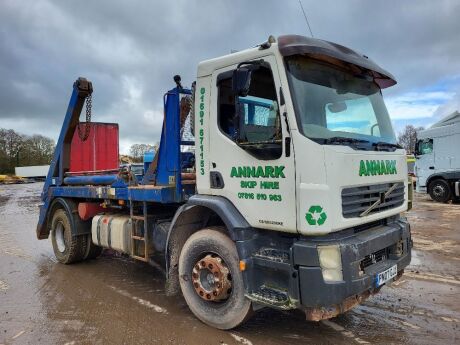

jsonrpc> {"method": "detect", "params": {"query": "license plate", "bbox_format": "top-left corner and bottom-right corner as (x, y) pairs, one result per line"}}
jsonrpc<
(376, 264), (397, 287)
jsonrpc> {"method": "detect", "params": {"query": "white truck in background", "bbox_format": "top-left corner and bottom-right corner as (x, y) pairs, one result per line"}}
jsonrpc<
(15, 165), (50, 179)
(415, 111), (460, 202)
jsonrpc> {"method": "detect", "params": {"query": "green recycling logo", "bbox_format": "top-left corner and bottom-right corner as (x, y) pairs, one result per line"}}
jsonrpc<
(305, 205), (327, 226)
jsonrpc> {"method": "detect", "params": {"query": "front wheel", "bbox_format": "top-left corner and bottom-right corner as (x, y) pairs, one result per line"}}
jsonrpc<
(178, 228), (252, 329)
(428, 179), (452, 203)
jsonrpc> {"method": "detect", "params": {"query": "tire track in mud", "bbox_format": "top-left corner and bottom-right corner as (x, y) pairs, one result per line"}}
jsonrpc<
(108, 285), (168, 314)
(321, 320), (370, 344)
(357, 297), (460, 330)
(412, 237), (458, 254)
(0, 280), (8, 291)
(404, 271), (460, 286)
(229, 333), (254, 345)
(0, 186), (34, 262)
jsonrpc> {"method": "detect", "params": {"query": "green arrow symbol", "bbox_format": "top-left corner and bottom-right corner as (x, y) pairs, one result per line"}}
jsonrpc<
(317, 212), (327, 225)
(305, 213), (316, 225)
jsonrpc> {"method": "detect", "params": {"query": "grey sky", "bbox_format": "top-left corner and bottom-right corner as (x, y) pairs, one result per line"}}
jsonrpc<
(1, 0), (459, 152)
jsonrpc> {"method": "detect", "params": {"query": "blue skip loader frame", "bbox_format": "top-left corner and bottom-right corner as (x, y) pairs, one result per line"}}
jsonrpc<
(36, 77), (194, 239)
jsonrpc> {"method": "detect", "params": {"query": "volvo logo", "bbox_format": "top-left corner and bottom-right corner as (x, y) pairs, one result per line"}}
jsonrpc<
(370, 253), (377, 264)
(360, 183), (398, 217)
(369, 253), (387, 265)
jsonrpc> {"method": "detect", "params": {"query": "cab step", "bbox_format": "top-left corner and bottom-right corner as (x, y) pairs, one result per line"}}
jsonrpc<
(252, 248), (290, 271)
(131, 255), (149, 262)
(248, 286), (293, 310)
(253, 248), (290, 263)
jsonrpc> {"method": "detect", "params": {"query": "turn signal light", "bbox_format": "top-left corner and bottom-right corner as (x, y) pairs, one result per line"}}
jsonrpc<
(239, 260), (246, 271)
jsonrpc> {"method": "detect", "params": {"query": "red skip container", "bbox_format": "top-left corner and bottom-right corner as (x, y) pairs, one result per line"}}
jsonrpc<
(69, 122), (119, 172)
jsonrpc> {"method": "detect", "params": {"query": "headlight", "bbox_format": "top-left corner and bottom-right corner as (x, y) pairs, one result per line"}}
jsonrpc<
(317, 245), (343, 282)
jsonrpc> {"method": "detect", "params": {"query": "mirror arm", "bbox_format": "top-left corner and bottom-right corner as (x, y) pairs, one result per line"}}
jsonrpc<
(279, 87), (285, 106)
(233, 96), (244, 142)
(283, 111), (290, 133)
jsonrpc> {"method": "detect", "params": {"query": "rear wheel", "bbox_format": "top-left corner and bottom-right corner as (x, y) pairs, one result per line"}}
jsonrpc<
(50, 208), (87, 264)
(428, 179), (452, 203)
(178, 228), (252, 329)
(84, 234), (103, 260)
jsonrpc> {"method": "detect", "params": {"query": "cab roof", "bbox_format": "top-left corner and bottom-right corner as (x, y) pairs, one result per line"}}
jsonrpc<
(278, 35), (396, 89)
(197, 34), (396, 89)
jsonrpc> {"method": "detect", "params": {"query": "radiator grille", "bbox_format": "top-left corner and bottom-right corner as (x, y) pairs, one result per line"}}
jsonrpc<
(342, 182), (405, 218)
(360, 247), (389, 269)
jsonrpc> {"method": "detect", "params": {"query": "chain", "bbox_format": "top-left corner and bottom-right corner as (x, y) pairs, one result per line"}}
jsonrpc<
(77, 93), (92, 141)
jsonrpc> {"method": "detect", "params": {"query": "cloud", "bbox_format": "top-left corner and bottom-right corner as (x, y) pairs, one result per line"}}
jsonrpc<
(386, 90), (456, 120)
(0, 0), (459, 154)
(432, 89), (460, 120)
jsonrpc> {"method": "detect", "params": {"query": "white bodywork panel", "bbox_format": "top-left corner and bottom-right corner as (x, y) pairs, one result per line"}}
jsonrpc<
(15, 165), (50, 178)
(294, 135), (407, 235)
(207, 55), (297, 232)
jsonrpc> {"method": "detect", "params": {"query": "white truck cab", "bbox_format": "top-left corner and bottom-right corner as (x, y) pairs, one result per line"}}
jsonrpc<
(196, 35), (408, 235)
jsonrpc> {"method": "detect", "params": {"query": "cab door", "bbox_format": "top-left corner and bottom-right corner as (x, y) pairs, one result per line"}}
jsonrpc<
(208, 55), (297, 232)
(416, 138), (434, 188)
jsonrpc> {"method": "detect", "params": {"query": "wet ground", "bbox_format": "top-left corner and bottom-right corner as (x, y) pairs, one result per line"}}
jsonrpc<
(0, 183), (459, 345)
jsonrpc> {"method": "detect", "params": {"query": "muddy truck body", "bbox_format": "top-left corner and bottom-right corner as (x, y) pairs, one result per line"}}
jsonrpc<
(37, 35), (412, 329)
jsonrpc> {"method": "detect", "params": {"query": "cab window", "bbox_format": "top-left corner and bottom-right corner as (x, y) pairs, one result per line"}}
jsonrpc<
(217, 65), (282, 160)
(418, 139), (433, 155)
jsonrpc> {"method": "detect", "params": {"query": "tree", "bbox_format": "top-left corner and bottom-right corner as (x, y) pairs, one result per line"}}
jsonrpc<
(0, 129), (23, 173)
(397, 125), (424, 153)
(129, 143), (157, 162)
(0, 128), (55, 174)
(20, 135), (55, 166)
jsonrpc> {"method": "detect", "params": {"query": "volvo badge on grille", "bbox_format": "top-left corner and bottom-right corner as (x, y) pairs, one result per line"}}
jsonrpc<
(360, 183), (399, 217)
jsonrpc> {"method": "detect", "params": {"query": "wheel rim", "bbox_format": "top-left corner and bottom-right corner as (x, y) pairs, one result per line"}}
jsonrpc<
(433, 184), (446, 198)
(55, 222), (66, 253)
(191, 254), (232, 302)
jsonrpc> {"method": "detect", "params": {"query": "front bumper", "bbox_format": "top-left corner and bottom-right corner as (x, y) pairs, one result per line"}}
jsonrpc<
(292, 217), (412, 309)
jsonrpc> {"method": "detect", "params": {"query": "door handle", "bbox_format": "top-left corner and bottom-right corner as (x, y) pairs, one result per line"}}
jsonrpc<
(210, 171), (225, 189)
(429, 166), (435, 170)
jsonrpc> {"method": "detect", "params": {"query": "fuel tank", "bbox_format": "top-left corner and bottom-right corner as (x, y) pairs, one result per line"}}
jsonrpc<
(91, 214), (132, 254)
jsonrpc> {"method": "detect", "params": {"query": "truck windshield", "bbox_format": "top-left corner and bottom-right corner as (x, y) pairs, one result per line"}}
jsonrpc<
(285, 56), (396, 146)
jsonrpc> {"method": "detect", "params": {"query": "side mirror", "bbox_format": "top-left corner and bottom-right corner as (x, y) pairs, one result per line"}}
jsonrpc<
(232, 67), (252, 97)
(414, 140), (420, 156)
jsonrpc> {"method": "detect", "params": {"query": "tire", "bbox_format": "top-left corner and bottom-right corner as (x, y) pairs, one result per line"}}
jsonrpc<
(50, 208), (87, 264)
(428, 179), (452, 203)
(84, 234), (103, 260)
(178, 228), (252, 329)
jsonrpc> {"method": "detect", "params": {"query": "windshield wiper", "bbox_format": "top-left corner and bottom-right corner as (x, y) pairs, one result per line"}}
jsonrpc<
(325, 137), (370, 145)
(372, 141), (402, 151)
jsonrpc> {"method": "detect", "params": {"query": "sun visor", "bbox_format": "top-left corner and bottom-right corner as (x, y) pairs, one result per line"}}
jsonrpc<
(278, 35), (396, 89)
